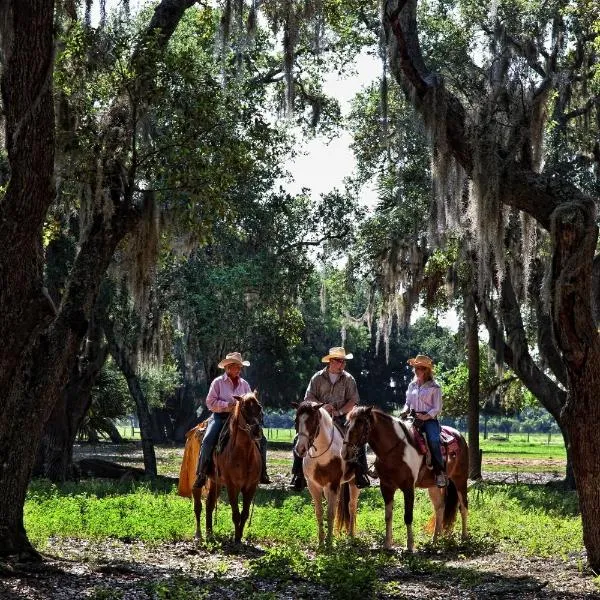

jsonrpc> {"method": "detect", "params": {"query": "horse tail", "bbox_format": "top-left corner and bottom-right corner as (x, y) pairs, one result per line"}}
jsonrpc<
(335, 482), (353, 534)
(424, 479), (459, 533)
(442, 479), (459, 532)
(178, 424), (202, 498)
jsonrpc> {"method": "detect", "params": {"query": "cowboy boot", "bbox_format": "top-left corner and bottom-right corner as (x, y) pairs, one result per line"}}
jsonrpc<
(193, 451), (210, 489)
(289, 453), (306, 491)
(354, 445), (371, 489)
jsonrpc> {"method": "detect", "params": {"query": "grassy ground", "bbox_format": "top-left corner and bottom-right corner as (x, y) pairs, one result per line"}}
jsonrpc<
(11, 441), (598, 600)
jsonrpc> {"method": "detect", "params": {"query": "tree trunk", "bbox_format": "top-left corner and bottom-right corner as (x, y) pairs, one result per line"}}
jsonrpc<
(104, 325), (157, 477)
(465, 293), (482, 479)
(0, 0), (196, 557)
(35, 321), (108, 482)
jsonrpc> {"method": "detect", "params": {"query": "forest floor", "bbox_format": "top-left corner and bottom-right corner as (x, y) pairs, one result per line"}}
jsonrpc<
(1, 443), (598, 600)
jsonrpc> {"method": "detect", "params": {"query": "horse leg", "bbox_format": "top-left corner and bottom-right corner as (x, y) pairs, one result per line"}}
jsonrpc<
(238, 485), (258, 543)
(324, 486), (338, 546)
(226, 484), (242, 543)
(455, 478), (469, 539)
(402, 487), (415, 553)
(206, 481), (219, 539)
(349, 484), (360, 537)
(307, 480), (325, 546)
(381, 484), (395, 550)
(192, 487), (203, 542)
(427, 486), (445, 542)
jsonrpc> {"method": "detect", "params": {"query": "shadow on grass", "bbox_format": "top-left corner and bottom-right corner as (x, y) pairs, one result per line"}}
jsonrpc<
(472, 481), (580, 518)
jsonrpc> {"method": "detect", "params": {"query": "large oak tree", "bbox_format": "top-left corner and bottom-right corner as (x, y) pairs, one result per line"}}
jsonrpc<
(382, 0), (600, 568)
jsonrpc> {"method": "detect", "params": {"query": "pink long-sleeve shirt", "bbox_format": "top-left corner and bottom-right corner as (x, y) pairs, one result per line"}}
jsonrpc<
(205, 373), (252, 413)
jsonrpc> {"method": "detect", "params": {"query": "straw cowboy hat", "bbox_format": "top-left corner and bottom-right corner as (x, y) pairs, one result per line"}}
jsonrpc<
(407, 354), (434, 370)
(218, 352), (250, 369)
(321, 347), (354, 363)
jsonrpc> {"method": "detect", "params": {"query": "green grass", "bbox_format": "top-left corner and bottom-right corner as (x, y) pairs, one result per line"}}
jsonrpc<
(24, 478), (582, 560)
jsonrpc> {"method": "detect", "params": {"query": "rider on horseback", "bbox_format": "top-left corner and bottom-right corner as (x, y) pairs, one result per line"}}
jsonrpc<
(193, 352), (270, 489)
(400, 354), (447, 488)
(290, 346), (371, 491)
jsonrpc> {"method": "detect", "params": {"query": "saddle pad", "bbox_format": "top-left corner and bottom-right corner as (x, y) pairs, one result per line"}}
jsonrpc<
(412, 426), (461, 457)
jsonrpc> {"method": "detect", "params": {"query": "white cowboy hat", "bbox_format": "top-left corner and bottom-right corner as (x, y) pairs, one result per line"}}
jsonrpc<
(218, 352), (250, 369)
(407, 354), (434, 370)
(321, 346), (353, 363)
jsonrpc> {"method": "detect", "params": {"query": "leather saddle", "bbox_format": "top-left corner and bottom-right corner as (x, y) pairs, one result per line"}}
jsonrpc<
(412, 425), (461, 460)
(194, 415), (232, 455)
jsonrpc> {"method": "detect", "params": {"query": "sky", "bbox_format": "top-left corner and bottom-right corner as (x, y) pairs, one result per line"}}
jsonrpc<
(91, 1), (458, 331)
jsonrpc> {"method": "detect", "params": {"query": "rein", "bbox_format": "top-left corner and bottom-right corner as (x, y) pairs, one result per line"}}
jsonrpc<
(307, 419), (336, 459)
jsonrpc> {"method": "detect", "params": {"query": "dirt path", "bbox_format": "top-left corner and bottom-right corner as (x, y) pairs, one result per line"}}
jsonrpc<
(1, 538), (598, 599)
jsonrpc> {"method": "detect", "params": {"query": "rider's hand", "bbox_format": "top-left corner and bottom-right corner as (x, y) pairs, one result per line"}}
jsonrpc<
(323, 404), (335, 415)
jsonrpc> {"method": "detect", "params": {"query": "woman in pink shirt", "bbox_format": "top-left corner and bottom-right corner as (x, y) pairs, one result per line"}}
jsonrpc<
(401, 354), (446, 487)
(193, 352), (270, 488)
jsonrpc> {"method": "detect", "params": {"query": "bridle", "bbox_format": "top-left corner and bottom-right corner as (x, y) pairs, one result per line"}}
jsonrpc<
(236, 399), (263, 441)
(296, 408), (335, 459)
(342, 414), (370, 462)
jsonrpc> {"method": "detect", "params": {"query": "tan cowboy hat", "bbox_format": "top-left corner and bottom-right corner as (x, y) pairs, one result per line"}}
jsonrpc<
(218, 352), (250, 369)
(407, 354), (434, 370)
(321, 346), (353, 363)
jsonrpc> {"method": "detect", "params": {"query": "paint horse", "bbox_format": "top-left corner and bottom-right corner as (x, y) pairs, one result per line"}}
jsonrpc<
(343, 406), (469, 551)
(178, 391), (263, 543)
(293, 400), (360, 545)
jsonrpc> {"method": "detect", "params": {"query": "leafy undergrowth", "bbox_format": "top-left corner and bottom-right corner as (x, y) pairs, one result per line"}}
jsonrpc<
(25, 478), (582, 561)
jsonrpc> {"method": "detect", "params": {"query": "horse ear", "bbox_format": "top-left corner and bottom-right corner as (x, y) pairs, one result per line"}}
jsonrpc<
(291, 402), (299, 409)
(364, 405), (374, 414)
(233, 395), (242, 402)
(253, 388), (258, 397)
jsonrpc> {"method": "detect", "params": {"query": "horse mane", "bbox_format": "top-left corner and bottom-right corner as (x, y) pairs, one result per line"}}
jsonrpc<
(351, 406), (412, 442)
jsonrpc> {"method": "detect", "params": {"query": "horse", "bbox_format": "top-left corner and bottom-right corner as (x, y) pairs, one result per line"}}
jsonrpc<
(293, 400), (360, 546)
(342, 406), (469, 551)
(178, 391), (263, 544)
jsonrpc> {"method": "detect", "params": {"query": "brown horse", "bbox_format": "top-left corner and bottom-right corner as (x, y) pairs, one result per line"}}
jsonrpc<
(178, 391), (263, 543)
(342, 406), (469, 551)
(294, 400), (360, 546)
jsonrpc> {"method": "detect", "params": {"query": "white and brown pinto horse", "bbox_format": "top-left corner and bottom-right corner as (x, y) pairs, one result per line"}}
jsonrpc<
(343, 406), (469, 551)
(294, 400), (360, 545)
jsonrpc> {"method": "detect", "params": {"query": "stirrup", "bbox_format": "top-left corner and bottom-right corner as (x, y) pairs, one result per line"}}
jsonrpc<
(435, 473), (447, 488)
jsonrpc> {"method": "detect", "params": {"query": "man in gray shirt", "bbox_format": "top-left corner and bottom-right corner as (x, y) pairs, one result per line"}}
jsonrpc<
(290, 347), (371, 490)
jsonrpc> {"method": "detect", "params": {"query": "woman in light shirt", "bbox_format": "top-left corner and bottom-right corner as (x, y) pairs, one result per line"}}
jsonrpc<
(400, 354), (446, 487)
(193, 352), (270, 488)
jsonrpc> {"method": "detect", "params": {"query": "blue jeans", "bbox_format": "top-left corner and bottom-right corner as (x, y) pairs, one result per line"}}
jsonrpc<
(422, 419), (444, 473)
(196, 412), (229, 475)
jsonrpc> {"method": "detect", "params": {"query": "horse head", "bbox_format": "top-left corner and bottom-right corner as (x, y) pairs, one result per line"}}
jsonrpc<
(342, 405), (373, 462)
(233, 390), (263, 439)
(293, 400), (325, 457)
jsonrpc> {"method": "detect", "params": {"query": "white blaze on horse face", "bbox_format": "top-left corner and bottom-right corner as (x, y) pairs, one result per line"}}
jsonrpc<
(295, 413), (311, 457)
(392, 420), (421, 483)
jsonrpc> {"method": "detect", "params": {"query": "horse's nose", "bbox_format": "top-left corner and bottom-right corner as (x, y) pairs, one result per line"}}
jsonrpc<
(294, 438), (307, 457)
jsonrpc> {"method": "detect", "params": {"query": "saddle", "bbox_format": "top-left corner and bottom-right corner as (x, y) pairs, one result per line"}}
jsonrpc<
(194, 415), (232, 456)
(412, 425), (461, 461)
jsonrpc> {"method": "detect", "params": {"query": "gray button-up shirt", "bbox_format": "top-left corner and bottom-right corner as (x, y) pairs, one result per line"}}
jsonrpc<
(304, 368), (360, 417)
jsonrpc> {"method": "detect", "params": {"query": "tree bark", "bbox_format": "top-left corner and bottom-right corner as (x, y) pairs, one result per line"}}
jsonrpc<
(0, 0), (197, 558)
(384, 0), (599, 565)
(35, 320), (108, 482)
(104, 324), (157, 477)
(465, 293), (482, 479)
